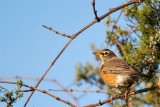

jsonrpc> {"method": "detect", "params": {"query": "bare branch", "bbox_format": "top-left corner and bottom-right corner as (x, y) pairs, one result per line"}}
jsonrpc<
(42, 25), (71, 38)
(24, 0), (141, 106)
(84, 84), (159, 107)
(0, 81), (76, 107)
(92, 0), (100, 22)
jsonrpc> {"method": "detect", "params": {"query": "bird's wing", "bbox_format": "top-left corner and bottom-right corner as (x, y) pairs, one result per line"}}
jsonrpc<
(102, 58), (138, 74)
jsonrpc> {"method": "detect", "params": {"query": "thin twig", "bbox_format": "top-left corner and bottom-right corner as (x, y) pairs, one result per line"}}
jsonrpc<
(113, 36), (126, 56)
(19, 89), (33, 92)
(0, 81), (76, 107)
(112, 9), (123, 29)
(109, 10), (122, 42)
(92, 0), (100, 22)
(49, 89), (108, 94)
(24, 0), (140, 106)
(42, 25), (71, 38)
(127, 23), (139, 37)
(84, 84), (158, 107)
(110, 9), (125, 56)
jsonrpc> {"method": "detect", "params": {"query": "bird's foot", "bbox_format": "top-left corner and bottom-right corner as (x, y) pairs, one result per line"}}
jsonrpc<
(124, 90), (128, 100)
(109, 95), (113, 105)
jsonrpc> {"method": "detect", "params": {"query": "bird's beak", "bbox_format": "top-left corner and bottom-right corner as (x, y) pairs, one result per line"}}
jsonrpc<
(93, 51), (101, 60)
(93, 51), (101, 55)
(93, 52), (96, 54)
(93, 51), (99, 55)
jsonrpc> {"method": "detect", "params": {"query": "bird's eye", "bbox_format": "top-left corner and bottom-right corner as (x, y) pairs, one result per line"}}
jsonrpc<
(102, 51), (109, 56)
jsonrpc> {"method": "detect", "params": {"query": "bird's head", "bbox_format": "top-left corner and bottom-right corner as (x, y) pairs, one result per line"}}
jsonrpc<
(93, 49), (116, 63)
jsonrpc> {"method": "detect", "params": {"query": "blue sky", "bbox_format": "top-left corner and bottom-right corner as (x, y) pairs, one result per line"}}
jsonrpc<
(0, 0), (127, 107)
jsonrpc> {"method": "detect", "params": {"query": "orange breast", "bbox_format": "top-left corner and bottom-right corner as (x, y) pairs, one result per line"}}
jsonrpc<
(101, 73), (118, 87)
(100, 72), (134, 88)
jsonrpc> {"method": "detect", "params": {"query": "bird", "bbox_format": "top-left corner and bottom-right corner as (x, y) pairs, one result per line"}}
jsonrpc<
(93, 49), (148, 89)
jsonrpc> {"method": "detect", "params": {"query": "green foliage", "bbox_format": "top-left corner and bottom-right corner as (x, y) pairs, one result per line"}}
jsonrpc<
(0, 80), (24, 107)
(75, 0), (160, 106)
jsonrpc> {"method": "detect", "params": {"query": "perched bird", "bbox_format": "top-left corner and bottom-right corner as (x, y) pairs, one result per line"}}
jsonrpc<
(93, 49), (147, 89)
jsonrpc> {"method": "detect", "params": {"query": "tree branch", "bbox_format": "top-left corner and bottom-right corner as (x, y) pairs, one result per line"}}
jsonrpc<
(0, 76), (80, 107)
(24, 0), (141, 106)
(84, 84), (159, 107)
(0, 81), (76, 107)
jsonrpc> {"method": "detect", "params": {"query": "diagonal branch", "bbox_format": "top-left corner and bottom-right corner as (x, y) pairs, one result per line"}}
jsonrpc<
(24, 39), (73, 106)
(24, 0), (141, 106)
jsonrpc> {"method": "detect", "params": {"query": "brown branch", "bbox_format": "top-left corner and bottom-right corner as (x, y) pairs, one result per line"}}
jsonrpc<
(42, 25), (71, 38)
(92, 0), (100, 22)
(84, 84), (159, 107)
(24, 0), (140, 106)
(0, 81), (76, 107)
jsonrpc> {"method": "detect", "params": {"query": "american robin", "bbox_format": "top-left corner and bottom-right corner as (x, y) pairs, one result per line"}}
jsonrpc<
(93, 49), (147, 89)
